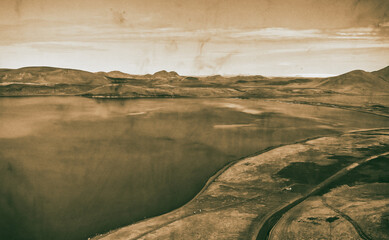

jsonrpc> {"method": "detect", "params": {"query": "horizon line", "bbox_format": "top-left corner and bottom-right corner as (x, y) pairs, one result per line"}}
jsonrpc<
(0, 65), (387, 79)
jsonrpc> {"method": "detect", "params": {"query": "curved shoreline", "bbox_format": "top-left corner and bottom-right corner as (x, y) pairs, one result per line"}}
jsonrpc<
(2, 95), (388, 118)
(93, 128), (389, 240)
(270, 99), (389, 119)
(92, 134), (331, 240)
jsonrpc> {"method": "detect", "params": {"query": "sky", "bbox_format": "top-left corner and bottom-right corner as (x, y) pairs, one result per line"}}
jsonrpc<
(0, 0), (388, 77)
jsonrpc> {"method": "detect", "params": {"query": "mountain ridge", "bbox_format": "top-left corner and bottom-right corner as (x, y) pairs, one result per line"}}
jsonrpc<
(318, 67), (389, 94)
(0, 65), (388, 97)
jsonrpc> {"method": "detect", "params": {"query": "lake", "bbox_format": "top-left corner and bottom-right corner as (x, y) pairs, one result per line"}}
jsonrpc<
(0, 97), (387, 240)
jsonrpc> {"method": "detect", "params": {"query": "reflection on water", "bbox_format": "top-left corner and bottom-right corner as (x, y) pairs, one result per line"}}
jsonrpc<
(0, 97), (387, 240)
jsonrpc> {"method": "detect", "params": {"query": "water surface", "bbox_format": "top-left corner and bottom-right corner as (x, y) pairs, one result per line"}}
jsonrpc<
(0, 97), (387, 240)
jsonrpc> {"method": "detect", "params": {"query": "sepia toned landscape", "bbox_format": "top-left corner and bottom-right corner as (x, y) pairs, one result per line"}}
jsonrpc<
(1, 0), (388, 240)
(1, 65), (388, 240)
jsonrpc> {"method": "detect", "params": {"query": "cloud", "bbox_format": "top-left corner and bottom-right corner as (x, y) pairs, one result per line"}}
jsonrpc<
(230, 28), (322, 39)
(194, 50), (237, 74)
(198, 37), (211, 54)
(0, 16), (387, 77)
(165, 39), (178, 52)
(13, 0), (24, 18)
(377, 21), (389, 37)
(214, 52), (235, 71)
(378, 21), (389, 28)
(1, 16), (387, 47)
(28, 42), (106, 52)
(110, 8), (127, 26)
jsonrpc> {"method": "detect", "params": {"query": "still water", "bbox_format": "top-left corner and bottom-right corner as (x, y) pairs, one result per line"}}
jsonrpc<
(0, 97), (387, 240)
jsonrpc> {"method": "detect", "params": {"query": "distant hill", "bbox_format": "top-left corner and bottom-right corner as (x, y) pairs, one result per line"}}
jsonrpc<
(82, 84), (241, 98)
(372, 66), (389, 82)
(0, 67), (110, 85)
(1, 65), (388, 97)
(318, 68), (389, 94)
(153, 70), (179, 78)
(230, 75), (268, 83)
(104, 71), (138, 79)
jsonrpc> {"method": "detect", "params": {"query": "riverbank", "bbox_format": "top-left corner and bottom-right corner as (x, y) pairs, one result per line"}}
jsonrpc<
(92, 129), (389, 240)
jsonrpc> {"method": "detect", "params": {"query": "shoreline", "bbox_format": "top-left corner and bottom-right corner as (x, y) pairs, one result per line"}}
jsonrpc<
(92, 128), (389, 240)
(1, 95), (388, 118)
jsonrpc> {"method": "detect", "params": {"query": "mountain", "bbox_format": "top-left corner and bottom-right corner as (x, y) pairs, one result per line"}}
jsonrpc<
(0, 67), (110, 85)
(152, 70), (179, 78)
(372, 66), (389, 82)
(318, 68), (389, 94)
(1, 65), (388, 97)
(104, 71), (139, 79)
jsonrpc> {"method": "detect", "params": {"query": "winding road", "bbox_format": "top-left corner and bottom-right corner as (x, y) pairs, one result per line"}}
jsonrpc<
(261, 152), (388, 240)
(321, 198), (372, 240)
(94, 128), (389, 240)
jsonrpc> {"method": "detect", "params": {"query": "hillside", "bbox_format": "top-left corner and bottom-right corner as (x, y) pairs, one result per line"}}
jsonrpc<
(0, 67), (110, 85)
(0, 65), (388, 97)
(104, 71), (138, 79)
(372, 66), (389, 82)
(318, 69), (389, 94)
(82, 84), (242, 98)
(153, 70), (180, 79)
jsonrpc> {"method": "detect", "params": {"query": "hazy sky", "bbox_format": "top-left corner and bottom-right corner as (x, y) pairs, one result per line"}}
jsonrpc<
(0, 0), (388, 76)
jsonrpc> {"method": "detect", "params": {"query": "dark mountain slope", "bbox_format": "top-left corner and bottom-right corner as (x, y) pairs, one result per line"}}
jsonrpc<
(372, 66), (389, 82)
(318, 69), (389, 94)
